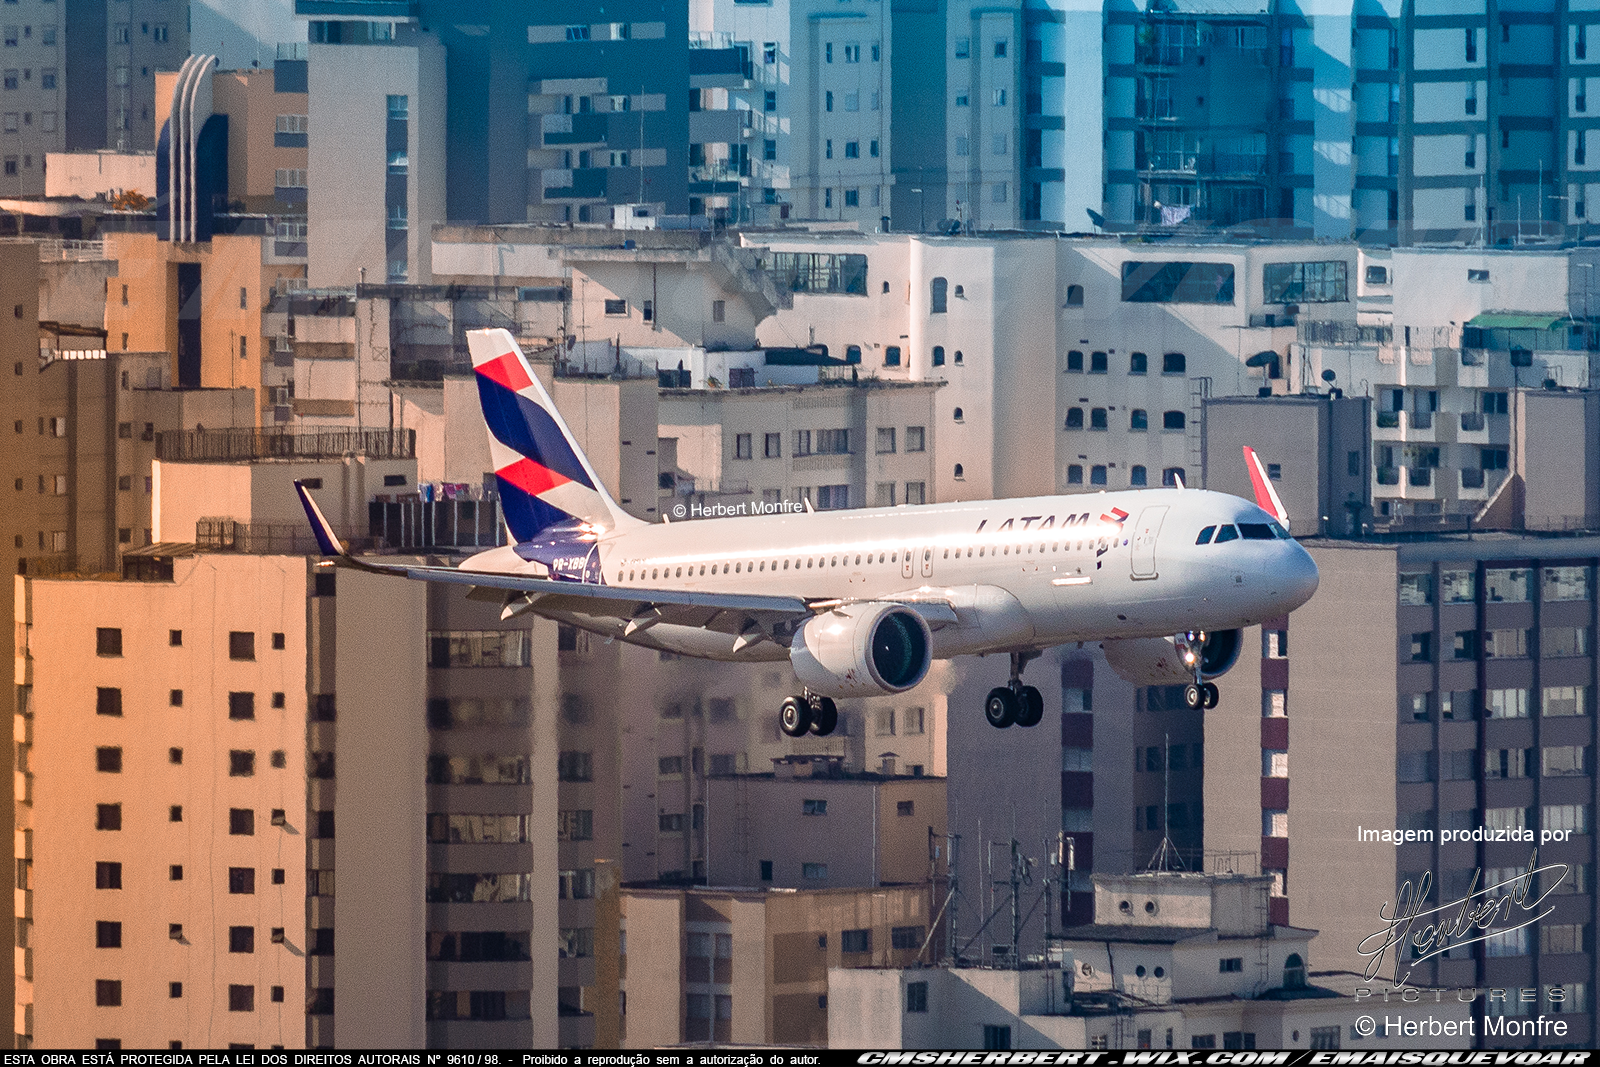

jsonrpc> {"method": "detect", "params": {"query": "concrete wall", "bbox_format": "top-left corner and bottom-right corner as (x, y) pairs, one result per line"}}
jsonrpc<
(43, 152), (156, 199)
(333, 569), (427, 1046)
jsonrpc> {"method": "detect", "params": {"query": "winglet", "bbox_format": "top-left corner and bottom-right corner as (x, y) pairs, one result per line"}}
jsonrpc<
(295, 480), (345, 557)
(1243, 446), (1290, 529)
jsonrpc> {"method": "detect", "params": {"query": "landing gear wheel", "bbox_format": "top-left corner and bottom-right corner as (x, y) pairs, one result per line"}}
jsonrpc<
(1183, 683), (1204, 710)
(1015, 686), (1045, 728)
(809, 696), (839, 736)
(985, 687), (1020, 728)
(1202, 682), (1220, 709)
(779, 695), (812, 737)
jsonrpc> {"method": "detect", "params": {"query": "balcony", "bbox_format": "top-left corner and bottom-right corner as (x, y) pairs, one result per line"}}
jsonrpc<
(1377, 467), (1400, 486)
(1376, 411), (1400, 429)
(1460, 411), (1486, 432)
(1461, 468), (1485, 489)
(1203, 152), (1267, 176)
(1411, 410), (1433, 430)
(1408, 467), (1433, 487)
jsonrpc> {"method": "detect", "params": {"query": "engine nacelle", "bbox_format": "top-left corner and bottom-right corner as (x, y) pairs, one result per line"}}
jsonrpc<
(1101, 629), (1243, 687)
(790, 602), (934, 698)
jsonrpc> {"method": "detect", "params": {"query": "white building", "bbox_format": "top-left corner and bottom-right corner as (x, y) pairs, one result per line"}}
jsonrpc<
(831, 871), (1473, 1051)
(307, 34), (446, 287)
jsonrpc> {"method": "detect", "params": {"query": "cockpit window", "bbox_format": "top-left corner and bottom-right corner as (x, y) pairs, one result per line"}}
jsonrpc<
(1238, 523), (1275, 540)
(1196, 526), (1216, 545)
(1268, 520), (1290, 539)
(1213, 525), (1239, 544)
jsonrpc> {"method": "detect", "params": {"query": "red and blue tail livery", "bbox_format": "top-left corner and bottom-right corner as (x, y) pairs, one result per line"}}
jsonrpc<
(466, 329), (635, 543)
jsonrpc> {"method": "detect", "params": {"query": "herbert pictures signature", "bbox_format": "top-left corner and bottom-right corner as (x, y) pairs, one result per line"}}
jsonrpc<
(1357, 850), (1567, 986)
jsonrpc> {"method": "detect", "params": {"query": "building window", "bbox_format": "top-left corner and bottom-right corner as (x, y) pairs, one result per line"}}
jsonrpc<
(228, 809), (254, 836)
(983, 1026), (1012, 1051)
(906, 981), (928, 1012)
(95, 980), (122, 1007)
(96, 688), (122, 717)
(96, 804), (121, 831)
(96, 628), (122, 657)
(1162, 410), (1187, 431)
(95, 862), (121, 890)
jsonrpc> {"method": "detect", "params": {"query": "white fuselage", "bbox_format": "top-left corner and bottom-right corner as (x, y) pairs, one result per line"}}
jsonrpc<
(461, 487), (1320, 662)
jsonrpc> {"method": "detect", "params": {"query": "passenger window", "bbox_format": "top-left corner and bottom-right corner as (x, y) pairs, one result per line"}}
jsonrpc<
(1196, 525), (1216, 545)
(1214, 525), (1239, 544)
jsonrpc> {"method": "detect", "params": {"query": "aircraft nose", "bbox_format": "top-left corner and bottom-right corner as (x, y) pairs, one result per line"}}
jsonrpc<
(1273, 542), (1319, 610)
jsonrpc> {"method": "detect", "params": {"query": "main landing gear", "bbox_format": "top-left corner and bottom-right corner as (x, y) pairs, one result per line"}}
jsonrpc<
(1179, 631), (1221, 710)
(985, 652), (1044, 729)
(779, 693), (839, 737)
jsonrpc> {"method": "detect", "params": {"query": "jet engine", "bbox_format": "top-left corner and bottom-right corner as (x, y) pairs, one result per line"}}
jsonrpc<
(790, 602), (933, 698)
(1102, 629), (1243, 687)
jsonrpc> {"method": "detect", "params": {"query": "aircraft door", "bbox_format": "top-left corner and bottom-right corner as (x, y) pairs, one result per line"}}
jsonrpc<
(1130, 506), (1167, 580)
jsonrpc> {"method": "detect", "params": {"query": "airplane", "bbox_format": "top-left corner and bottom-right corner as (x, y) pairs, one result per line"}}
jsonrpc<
(296, 327), (1319, 738)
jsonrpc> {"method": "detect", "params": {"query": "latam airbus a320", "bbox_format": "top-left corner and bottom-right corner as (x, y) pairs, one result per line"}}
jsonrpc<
(297, 328), (1319, 737)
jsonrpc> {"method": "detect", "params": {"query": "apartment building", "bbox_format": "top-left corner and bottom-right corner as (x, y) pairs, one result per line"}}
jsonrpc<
(622, 883), (933, 1047)
(696, 0), (893, 226)
(154, 61), (310, 217)
(102, 230), (306, 417)
(0, 0), (65, 197)
(702, 753), (946, 889)
(659, 378), (939, 514)
(1196, 537), (1600, 1048)
(16, 547), (575, 1048)
(17, 554), (312, 1048)
(305, 35), (445, 287)
(64, 0), (188, 156)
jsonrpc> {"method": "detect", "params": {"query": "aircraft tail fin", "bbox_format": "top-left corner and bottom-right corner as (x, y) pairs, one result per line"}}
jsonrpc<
(467, 327), (643, 542)
(1243, 446), (1290, 530)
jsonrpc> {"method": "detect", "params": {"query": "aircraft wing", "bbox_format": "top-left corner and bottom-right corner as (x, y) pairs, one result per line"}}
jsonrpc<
(296, 480), (811, 633)
(295, 480), (971, 639)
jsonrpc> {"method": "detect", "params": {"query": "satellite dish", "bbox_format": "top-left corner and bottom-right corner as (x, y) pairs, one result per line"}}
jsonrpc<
(1321, 369), (1337, 383)
(1245, 350), (1279, 368)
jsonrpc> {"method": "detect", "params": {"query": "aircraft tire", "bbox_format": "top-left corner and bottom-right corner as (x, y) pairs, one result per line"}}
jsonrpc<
(780, 696), (812, 737)
(1015, 686), (1044, 727)
(809, 697), (839, 736)
(1183, 683), (1204, 710)
(985, 687), (1019, 729)
(1202, 682), (1220, 709)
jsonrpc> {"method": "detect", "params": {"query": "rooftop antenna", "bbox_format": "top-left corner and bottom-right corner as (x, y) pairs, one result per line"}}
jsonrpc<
(1146, 731), (1187, 872)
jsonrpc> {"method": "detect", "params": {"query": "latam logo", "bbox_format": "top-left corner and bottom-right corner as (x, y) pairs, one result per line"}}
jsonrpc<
(972, 510), (1124, 534)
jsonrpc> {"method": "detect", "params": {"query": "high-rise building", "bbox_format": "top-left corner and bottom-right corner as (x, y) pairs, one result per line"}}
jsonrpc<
(1204, 538), (1600, 1046)
(15, 547), (570, 1048)
(0, 0), (66, 196)
(306, 35), (445, 286)
(697, 0), (894, 226)
(64, 0), (189, 155)
(294, 0), (700, 227)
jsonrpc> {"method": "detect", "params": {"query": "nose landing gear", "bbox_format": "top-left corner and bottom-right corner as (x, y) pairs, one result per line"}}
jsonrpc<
(779, 693), (839, 737)
(1179, 632), (1221, 710)
(986, 651), (1044, 728)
